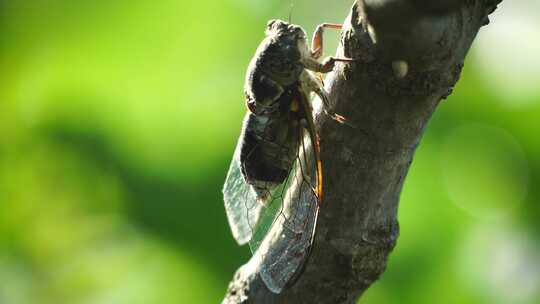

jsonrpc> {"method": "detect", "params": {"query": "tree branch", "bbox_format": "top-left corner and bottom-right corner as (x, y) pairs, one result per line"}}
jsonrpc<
(223, 0), (502, 303)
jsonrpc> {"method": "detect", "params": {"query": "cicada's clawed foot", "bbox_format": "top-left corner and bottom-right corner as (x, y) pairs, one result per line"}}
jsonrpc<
(321, 57), (355, 73)
(333, 58), (355, 63)
(331, 113), (347, 124)
(325, 110), (356, 128)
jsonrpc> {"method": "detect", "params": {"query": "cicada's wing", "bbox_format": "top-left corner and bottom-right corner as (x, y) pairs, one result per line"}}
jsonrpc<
(223, 115), (265, 245)
(252, 127), (321, 294)
(224, 84), (322, 293)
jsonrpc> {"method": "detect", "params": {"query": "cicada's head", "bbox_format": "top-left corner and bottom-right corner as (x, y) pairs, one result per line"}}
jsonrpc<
(265, 19), (307, 44)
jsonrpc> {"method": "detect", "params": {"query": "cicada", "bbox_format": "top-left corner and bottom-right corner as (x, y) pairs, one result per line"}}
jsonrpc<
(223, 19), (351, 293)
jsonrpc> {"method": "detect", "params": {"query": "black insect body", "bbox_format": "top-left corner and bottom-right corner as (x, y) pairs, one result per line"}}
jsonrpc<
(240, 86), (305, 203)
(223, 19), (350, 293)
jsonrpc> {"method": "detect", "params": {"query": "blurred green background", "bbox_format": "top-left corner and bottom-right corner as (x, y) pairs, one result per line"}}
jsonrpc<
(0, 1), (539, 303)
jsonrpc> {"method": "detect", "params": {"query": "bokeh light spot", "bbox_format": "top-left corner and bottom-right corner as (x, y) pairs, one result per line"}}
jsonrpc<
(457, 224), (540, 304)
(472, 0), (540, 106)
(441, 124), (528, 220)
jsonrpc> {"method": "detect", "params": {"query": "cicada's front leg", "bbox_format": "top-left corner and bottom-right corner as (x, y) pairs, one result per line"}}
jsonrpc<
(311, 23), (342, 59)
(301, 23), (354, 73)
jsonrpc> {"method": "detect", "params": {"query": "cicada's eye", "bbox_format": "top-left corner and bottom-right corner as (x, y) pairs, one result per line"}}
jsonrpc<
(267, 19), (277, 29)
(287, 25), (305, 40)
(266, 19), (287, 36)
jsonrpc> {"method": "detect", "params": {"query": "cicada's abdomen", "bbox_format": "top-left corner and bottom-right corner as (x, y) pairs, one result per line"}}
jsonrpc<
(239, 88), (302, 202)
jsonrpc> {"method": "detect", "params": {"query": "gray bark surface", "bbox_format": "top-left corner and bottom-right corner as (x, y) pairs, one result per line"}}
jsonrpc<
(223, 0), (502, 303)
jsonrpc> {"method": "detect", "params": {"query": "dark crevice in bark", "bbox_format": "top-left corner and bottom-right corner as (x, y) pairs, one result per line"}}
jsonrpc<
(223, 1), (502, 303)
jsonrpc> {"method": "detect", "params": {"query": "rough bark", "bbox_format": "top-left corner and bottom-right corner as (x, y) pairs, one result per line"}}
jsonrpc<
(223, 0), (502, 303)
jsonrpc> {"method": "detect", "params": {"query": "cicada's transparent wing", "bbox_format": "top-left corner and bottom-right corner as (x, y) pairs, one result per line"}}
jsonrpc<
(252, 130), (320, 294)
(247, 168), (295, 253)
(223, 120), (264, 245)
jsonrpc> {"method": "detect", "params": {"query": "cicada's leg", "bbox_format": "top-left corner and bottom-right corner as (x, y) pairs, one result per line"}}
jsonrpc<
(301, 23), (354, 74)
(315, 88), (348, 125)
(311, 23), (342, 59)
(245, 73), (284, 114)
(300, 71), (349, 125)
(301, 55), (354, 74)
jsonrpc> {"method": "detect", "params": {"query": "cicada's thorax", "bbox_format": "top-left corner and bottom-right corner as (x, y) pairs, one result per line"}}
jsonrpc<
(244, 20), (308, 115)
(256, 35), (304, 83)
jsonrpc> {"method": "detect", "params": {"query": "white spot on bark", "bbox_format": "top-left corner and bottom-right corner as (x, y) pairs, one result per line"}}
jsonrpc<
(392, 60), (408, 79)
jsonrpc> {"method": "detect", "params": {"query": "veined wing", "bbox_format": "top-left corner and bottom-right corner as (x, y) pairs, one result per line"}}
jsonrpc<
(223, 85), (322, 293)
(250, 89), (323, 294)
(222, 114), (265, 245)
(254, 129), (320, 294)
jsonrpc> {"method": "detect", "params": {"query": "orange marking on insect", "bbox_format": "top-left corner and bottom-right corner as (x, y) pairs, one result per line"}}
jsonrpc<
(316, 159), (323, 201)
(315, 140), (323, 205)
(316, 73), (325, 86)
(296, 88), (323, 204)
(290, 99), (299, 112)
